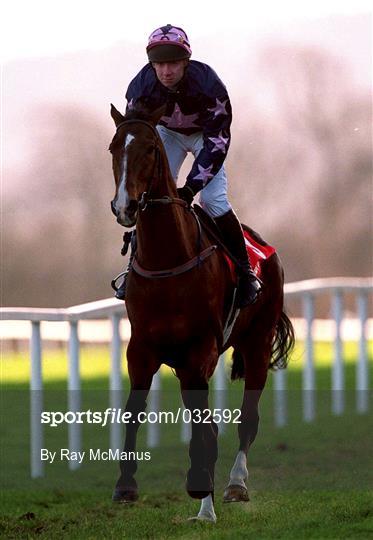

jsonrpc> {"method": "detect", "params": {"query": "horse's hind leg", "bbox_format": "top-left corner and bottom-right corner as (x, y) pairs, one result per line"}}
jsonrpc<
(223, 384), (266, 502)
(224, 325), (273, 503)
(112, 339), (159, 503)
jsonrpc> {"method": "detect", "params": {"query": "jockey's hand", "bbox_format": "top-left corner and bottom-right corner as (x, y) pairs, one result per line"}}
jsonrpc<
(177, 185), (195, 206)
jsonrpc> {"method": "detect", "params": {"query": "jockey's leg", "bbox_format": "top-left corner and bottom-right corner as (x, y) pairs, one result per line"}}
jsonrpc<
(156, 126), (188, 182)
(214, 209), (261, 306)
(198, 163), (261, 307)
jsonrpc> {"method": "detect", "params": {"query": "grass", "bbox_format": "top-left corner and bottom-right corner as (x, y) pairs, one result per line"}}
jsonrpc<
(1, 342), (373, 538)
(1, 490), (372, 539)
(2, 340), (371, 384)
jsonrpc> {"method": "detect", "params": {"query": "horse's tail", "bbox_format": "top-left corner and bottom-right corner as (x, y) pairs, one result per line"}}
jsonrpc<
(231, 310), (295, 380)
(269, 310), (295, 370)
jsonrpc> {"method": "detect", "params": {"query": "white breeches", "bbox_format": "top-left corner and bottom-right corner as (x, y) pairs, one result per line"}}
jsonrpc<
(157, 125), (232, 218)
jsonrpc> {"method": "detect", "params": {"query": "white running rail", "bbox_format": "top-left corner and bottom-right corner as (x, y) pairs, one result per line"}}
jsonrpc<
(1, 277), (372, 478)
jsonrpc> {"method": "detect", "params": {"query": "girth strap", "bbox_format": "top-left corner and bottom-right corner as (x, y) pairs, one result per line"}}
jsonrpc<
(132, 245), (217, 279)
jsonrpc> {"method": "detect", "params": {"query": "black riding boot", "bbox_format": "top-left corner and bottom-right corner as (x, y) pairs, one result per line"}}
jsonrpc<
(214, 210), (261, 307)
(111, 232), (136, 300)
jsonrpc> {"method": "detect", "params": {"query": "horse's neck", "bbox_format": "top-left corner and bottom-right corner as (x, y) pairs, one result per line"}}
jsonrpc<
(136, 170), (196, 270)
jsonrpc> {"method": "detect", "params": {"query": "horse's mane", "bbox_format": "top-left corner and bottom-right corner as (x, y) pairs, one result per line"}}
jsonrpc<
(124, 107), (153, 123)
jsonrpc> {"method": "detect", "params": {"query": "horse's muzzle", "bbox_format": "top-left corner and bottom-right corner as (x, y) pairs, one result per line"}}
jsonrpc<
(121, 213), (137, 227)
(112, 199), (138, 227)
(111, 197), (137, 226)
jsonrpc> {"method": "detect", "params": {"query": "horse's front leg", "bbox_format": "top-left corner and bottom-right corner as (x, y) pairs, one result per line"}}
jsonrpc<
(181, 385), (218, 523)
(176, 337), (219, 522)
(112, 338), (159, 503)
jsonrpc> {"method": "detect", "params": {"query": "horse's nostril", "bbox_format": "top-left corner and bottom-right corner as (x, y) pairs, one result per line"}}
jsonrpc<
(111, 200), (117, 216)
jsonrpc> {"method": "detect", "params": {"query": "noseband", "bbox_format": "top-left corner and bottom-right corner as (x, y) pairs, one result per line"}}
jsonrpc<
(114, 118), (189, 211)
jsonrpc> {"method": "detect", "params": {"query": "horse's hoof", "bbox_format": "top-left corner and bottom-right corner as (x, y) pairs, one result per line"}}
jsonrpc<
(223, 484), (249, 503)
(112, 488), (138, 503)
(187, 514), (216, 524)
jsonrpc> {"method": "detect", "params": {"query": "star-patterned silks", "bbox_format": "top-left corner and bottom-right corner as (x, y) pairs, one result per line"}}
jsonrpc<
(125, 61), (234, 189)
(193, 164), (214, 186)
(208, 131), (229, 154)
(208, 98), (229, 118)
(161, 104), (199, 129)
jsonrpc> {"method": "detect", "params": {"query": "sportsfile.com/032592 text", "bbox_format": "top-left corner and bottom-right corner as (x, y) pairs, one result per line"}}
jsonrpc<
(40, 408), (242, 427)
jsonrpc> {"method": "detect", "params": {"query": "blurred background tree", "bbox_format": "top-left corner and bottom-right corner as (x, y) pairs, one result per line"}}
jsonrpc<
(3, 44), (372, 307)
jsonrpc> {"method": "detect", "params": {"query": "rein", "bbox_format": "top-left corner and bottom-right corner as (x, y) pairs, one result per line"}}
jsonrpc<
(115, 117), (216, 279)
(132, 245), (217, 279)
(138, 194), (189, 212)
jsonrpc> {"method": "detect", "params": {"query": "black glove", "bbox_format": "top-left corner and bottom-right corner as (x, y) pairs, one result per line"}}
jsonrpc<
(177, 185), (195, 206)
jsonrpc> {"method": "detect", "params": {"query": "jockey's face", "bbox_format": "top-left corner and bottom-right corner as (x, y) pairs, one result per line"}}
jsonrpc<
(152, 59), (188, 89)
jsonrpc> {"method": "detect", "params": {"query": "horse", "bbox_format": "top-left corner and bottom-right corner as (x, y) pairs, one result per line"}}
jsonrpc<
(109, 103), (295, 522)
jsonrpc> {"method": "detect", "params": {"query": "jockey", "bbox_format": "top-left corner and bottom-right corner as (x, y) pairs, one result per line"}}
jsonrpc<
(114, 24), (261, 307)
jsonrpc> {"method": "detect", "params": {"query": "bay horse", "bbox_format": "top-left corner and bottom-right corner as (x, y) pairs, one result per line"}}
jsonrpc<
(109, 103), (294, 522)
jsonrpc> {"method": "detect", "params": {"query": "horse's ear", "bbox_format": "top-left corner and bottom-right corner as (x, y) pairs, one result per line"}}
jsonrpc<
(110, 104), (125, 127)
(149, 104), (167, 126)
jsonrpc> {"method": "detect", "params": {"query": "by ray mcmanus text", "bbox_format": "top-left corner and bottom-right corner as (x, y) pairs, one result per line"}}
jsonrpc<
(40, 448), (152, 464)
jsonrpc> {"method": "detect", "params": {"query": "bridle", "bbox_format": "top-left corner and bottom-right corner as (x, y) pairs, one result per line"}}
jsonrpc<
(113, 118), (189, 212)
(111, 117), (217, 279)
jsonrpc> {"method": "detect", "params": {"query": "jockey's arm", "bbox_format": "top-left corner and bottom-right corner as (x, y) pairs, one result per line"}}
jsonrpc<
(185, 89), (232, 195)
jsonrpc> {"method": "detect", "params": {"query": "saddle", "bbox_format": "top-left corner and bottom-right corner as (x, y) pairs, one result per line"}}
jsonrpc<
(192, 204), (275, 280)
(192, 204), (239, 281)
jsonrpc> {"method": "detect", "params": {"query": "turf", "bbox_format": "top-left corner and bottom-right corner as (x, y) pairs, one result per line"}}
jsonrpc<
(1, 342), (372, 538)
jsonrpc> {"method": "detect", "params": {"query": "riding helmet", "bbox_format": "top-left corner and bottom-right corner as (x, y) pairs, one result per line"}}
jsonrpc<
(146, 24), (192, 62)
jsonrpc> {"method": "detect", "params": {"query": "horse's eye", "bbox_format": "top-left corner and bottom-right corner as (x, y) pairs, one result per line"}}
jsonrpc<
(146, 145), (155, 155)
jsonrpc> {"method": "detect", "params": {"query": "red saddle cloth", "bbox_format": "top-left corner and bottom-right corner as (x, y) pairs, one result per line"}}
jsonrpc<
(224, 230), (276, 280)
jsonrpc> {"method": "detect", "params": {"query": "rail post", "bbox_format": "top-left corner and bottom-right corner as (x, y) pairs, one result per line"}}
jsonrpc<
(68, 320), (81, 470)
(110, 313), (123, 451)
(214, 353), (227, 434)
(332, 290), (344, 415)
(357, 291), (369, 413)
(30, 321), (44, 478)
(147, 370), (161, 448)
(303, 292), (315, 422)
(274, 368), (287, 427)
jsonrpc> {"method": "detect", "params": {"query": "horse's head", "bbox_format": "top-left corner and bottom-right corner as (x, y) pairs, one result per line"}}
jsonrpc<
(109, 103), (166, 227)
